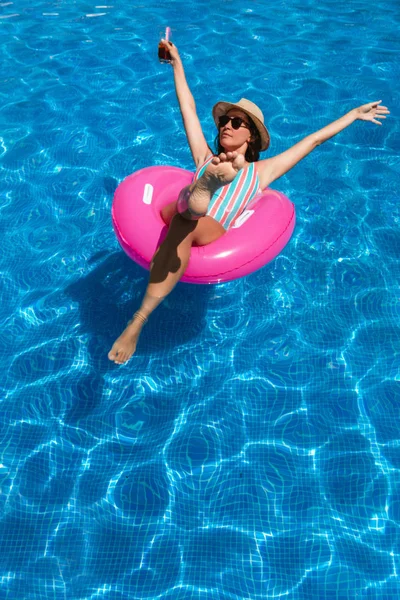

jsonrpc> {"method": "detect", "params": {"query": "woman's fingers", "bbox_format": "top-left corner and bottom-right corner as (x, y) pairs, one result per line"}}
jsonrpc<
(357, 100), (390, 125)
(361, 100), (390, 111)
(161, 39), (178, 59)
(369, 100), (390, 112)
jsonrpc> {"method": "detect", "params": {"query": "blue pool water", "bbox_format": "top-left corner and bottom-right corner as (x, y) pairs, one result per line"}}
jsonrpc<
(1, 0), (400, 598)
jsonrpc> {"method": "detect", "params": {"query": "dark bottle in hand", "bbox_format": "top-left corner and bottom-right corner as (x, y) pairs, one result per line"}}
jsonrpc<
(158, 27), (172, 63)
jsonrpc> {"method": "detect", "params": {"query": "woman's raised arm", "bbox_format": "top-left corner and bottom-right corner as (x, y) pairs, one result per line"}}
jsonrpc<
(160, 40), (212, 167)
(256, 100), (390, 189)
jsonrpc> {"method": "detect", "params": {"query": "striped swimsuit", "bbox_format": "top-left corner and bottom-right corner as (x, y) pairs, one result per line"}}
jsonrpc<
(193, 155), (262, 230)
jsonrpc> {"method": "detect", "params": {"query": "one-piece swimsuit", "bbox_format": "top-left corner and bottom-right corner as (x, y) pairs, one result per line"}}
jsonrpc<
(192, 154), (262, 230)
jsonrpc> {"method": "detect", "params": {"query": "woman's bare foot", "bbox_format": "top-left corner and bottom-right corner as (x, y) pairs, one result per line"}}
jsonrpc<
(187, 151), (245, 216)
(108, 312), (147, 364)
(207, 151), (246, 185)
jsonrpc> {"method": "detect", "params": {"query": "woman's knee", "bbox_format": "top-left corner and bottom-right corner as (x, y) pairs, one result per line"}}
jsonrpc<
(160, 201), (178, 226)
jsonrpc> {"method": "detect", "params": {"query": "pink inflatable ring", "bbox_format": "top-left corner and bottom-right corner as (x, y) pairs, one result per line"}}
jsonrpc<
(112, 165), (295, 284)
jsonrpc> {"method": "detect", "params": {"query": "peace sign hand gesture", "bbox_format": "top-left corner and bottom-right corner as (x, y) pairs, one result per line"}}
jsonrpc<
(355, 100), (390, 125)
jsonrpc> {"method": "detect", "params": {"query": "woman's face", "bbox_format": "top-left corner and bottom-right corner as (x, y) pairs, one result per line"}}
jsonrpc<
(218, 109), (253, 152)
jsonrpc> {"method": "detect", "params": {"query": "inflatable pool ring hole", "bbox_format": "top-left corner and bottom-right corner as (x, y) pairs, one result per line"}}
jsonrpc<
(112, 165), (295, 284)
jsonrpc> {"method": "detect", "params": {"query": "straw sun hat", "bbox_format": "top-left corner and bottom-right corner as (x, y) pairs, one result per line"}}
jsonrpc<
(212, 98), (270, 151)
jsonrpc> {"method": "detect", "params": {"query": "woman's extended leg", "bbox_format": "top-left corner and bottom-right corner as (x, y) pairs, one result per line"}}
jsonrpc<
(108, 213), (225, 364)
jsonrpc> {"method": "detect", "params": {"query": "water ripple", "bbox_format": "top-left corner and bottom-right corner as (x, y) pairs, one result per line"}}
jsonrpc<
(1, 0), (399, 598)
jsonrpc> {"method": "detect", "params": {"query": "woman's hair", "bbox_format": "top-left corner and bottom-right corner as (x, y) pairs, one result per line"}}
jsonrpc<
(214, 116), (262, 162)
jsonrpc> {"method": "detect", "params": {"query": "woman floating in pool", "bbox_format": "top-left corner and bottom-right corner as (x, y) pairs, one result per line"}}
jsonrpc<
(108, 39), (390, 365)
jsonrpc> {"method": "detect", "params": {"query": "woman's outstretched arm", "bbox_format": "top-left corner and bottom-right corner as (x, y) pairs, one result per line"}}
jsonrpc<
(257, 100), (390, 189)
(314, 100), (390, 145)
(164, 40), (196, 112)
(160, 40), (211, 166)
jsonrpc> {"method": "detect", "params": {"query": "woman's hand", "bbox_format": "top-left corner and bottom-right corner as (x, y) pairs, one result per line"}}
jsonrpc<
(160, 39), (181, 67)
(354, 100), (390, 125)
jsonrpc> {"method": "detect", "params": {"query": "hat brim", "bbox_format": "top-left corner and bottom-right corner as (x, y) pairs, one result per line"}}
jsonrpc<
(212, 101), (270, 151)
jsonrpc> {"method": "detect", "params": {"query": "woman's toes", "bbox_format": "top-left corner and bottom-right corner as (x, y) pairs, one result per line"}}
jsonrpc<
(233, 154), (245, 169)
(108, 344), (124, 362)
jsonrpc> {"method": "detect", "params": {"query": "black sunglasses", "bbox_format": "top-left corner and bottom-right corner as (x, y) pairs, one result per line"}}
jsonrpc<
(218, 115), (251, 130)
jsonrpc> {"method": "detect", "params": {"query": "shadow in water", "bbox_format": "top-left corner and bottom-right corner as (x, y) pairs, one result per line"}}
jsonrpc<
(65, 249), (212, 368)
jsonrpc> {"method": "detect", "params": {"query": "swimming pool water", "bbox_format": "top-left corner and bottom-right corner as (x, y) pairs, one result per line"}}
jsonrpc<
(1, 0), (400, 598)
